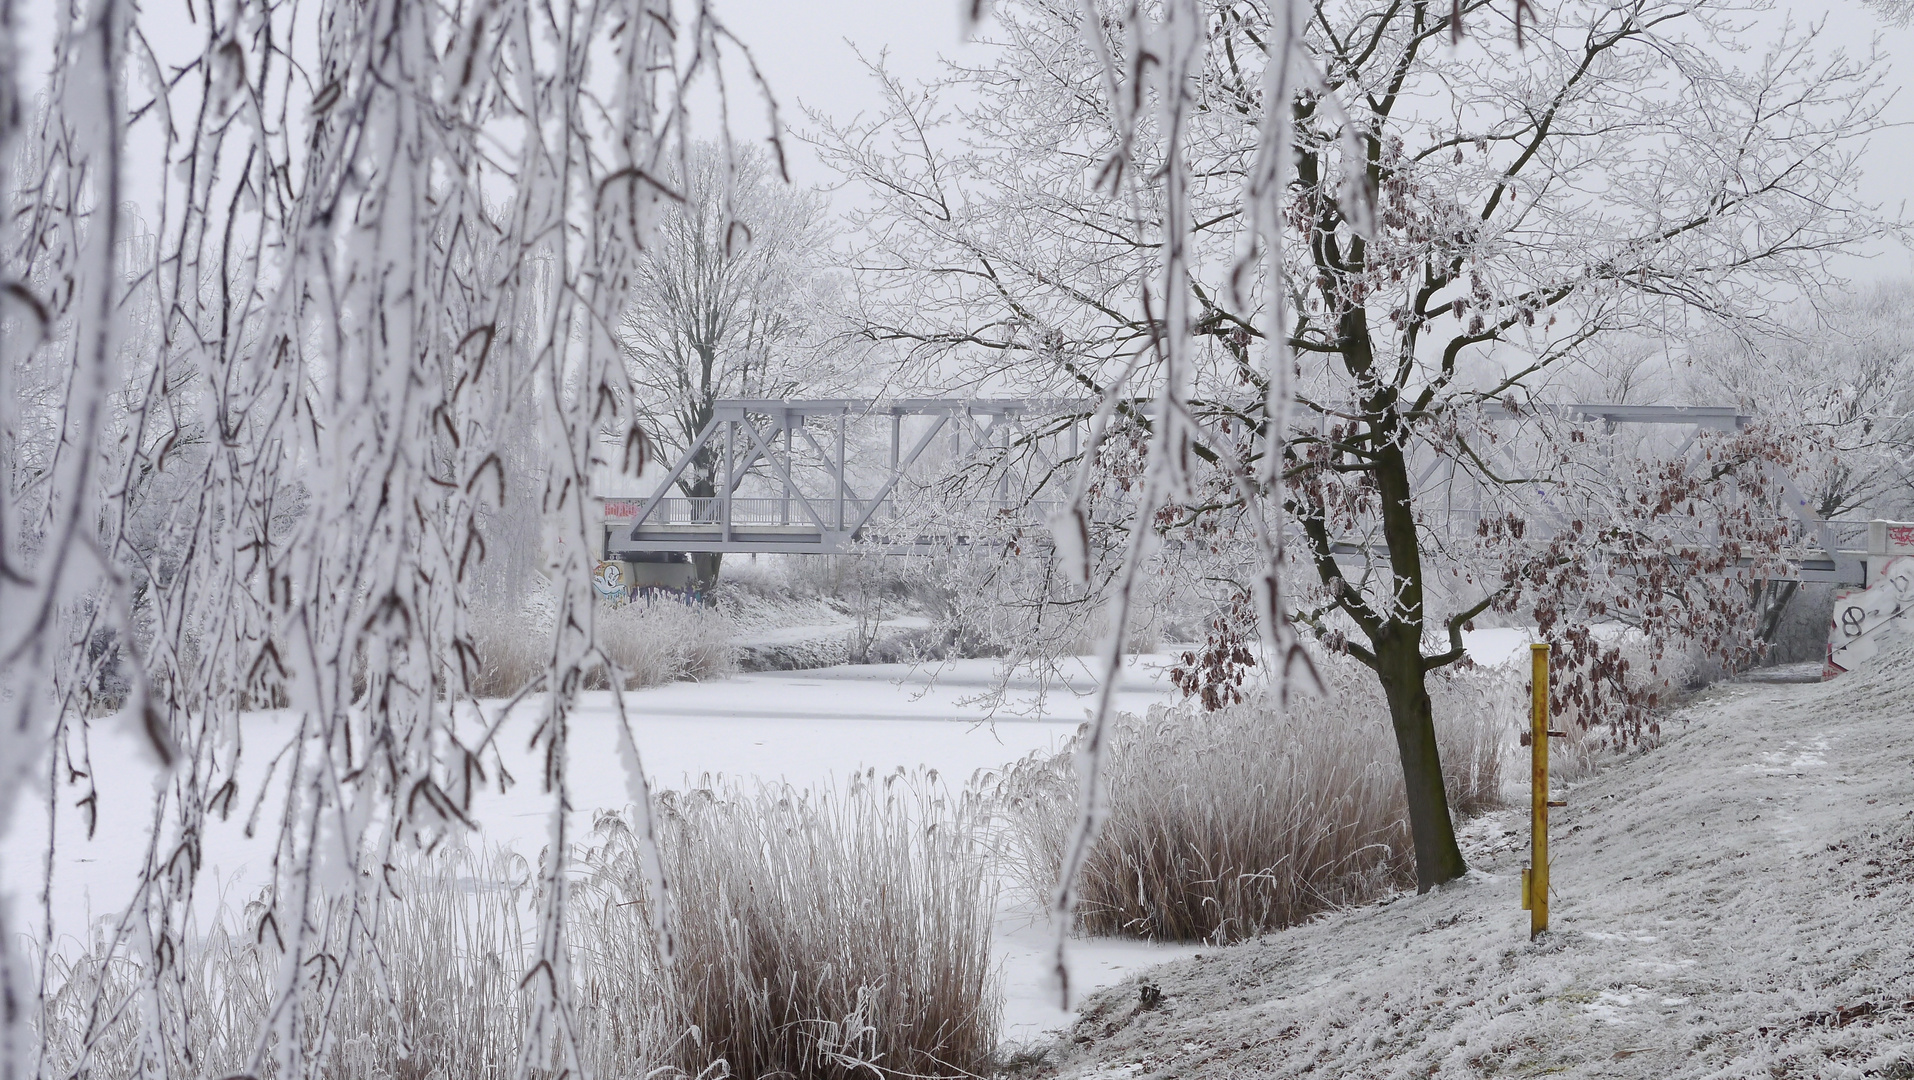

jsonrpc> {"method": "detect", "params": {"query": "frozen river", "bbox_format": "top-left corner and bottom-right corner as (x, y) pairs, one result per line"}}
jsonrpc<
(2, 630), (1536, 1042)
(3, 653), (1197, 1042)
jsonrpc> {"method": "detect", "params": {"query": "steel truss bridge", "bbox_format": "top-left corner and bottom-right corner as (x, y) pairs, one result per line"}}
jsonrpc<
(602, 398), (1870, 585)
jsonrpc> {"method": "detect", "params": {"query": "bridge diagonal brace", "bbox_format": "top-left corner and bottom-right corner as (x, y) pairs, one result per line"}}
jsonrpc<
(723, 418), (782, 493)
(1489, 436), (1573, 531)
(961, 410), (999, 447)
(847, 414), (953, 536)
(996, 417), (1064, 495)
(1671, 424), (1705, 462)
(962, 411), (1021, 466)
(733, 416), (834, 533)
(1020, 428), (1060, 477)
(795, 424), (871, 505)
(627, 417), (724, 539)
(1769, 466), (1835, 557)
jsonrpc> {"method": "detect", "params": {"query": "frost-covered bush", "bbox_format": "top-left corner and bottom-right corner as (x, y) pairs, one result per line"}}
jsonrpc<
(33, 847), (652, 1080)
(467, 604), (553, 700)
(595, 595), (737, 689)
(37, 770), (1000, 1080)
(578, 772), (1000, 1080)
(467, 595), (736, 697)
(1529, 627), (1706, 782)
(994, 655), (1515, 944)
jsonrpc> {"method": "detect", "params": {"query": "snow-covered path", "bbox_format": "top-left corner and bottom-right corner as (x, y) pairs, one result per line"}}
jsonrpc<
(1047, 652), (1914, 1079)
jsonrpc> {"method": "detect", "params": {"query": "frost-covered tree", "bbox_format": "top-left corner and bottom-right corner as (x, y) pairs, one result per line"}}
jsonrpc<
(820, 0), (1886, 897)
(1554, 282), (1914, 645)
(1684, 280), (1914, 522)
(618, 141), (836, 586)
(0, 0), (781, 1074)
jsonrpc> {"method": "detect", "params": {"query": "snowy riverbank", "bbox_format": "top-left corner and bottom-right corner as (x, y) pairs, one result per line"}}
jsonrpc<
(1037, 644), (1914, 1078)
(2, 628), (1556, 1047)
(3, 653), (1191, 1042)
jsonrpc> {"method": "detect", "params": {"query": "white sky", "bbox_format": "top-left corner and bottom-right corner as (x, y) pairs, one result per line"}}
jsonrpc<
(15, 0), (1914, 279)
(712, 0), (1914, 281)
(689, 0), (974, 189)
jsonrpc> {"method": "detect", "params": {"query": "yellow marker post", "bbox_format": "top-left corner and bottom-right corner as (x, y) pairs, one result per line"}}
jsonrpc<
(1521, 642), (1562, 938)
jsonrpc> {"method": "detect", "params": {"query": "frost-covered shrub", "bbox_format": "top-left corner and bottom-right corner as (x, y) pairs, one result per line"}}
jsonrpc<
(1432, 663), (1518, 815)
(33, 846), (663, 1080)
(995, 655), (1515, 943)
(595, 594), (737, 688)
(578, 772), (999, 1080)
(467, 595), (735, 697)
(467, 605), (551, 699)
(38, 772), (998, 1080)
(1528, 627), (1705, 782)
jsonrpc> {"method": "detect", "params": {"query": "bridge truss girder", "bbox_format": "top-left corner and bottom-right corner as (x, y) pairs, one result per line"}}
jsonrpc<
(603, 398), (1869, 585)
(606, 398), (1081, 558)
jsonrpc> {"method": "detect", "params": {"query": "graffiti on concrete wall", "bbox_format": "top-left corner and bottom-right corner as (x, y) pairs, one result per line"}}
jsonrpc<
(1827, 555), (1914, 676)
(592, 560), (630, 605)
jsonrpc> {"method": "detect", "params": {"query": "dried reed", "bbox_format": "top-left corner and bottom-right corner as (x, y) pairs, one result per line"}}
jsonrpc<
(993, 657), (1513, 944)
(467, 594), (736, 698)
(37, 773), (995, 1080)
(595, 594), (738, 689)
(579, 770), (1000, 1080)
(35, 846), (567, 1080)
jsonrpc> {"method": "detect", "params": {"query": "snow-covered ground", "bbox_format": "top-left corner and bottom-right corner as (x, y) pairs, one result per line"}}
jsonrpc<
(1042, 641), (1914, 1079)
(2, 628), (1547, 1046)
(3, 652), (1195, 1040)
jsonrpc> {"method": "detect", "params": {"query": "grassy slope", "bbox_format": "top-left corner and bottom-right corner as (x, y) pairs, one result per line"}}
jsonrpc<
(1039, 646), (1914, 1079)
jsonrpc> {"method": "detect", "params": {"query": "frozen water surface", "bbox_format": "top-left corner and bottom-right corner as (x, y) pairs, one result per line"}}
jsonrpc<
(4, 654), (1189, 1039)
(2, 631), (1537, 1042)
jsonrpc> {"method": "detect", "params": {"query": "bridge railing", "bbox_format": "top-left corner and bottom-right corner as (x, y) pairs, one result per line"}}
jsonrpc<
(620, 497), (828, 527)
(1828, 518), (1874, 554)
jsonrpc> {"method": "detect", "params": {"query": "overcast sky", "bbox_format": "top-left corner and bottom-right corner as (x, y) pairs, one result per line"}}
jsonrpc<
(16, 0), (1914, 279)
(711, 0), (1914, 282)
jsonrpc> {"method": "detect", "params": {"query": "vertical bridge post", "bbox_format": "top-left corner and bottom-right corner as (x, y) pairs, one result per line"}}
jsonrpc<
(780, 414), (792, 525)
(835, 412), (847, 533)
(720, 419), (733, 543)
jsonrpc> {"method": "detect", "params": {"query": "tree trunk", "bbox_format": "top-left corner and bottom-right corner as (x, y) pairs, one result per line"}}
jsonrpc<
(1374, 628), (1469, 892)
(686, 463), (724, 590)
(692, 551), (723, 590)
(1753, 578), (1800, 648)
(1367, 411), (1469, 892)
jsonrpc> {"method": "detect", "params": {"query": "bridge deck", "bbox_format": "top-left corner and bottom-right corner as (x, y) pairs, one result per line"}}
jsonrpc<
(606, 523), (1866, 583)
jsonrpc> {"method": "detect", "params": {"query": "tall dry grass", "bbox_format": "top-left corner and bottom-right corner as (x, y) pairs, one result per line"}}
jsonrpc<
(468, 593), (736, 698)
(595, 594), (737, 688)
(993, 656), (1514, 944)
(35, 846), (570, 1080)
(36, 773), (995, 1080)
(579, 771), (1000, 1080)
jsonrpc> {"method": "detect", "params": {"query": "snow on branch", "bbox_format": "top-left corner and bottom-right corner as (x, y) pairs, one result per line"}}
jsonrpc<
(0, 1), (780, 1075)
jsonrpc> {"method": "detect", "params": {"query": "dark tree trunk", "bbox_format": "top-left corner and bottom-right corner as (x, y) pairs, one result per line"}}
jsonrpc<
(1374, 627), (1468, 891)
(686, 463), (723, 590)
(1369, 414), (1469, 892)
(1753, 578), (1800, 647)
(1292, 78), (1472, 894)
